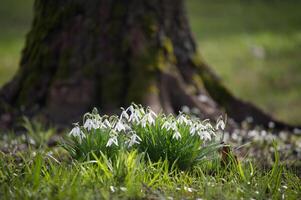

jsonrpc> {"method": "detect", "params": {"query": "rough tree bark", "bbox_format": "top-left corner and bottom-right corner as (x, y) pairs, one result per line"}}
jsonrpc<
(0, 0), (296, 130)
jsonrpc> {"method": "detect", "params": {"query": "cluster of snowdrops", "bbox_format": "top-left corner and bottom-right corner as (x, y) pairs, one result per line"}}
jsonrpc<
(65, 104), (226, 169)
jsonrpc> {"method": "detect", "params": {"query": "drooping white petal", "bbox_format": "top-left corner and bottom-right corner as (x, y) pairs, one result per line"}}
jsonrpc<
(172, 131), (182, 140)
(162, 121), (171, 130)
(140, 117), (147, 128)
(69, 126), (85, 140)
(106, 136), (118, 147)
(128, 111), (140, 123)
(177, 114), (188, 125)
(84, 118), (94, 131)
(198, 130), (211, 141)
(216, 119), (225, 130)
(103, 119), (112, 129)
(114, 120), (126, 132)
(128, 134), (142, 147)
(189, 125), (197, 136)
(120, 110), (129, 121)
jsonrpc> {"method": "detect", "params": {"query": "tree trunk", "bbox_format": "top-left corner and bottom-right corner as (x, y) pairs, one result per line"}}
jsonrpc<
(0, 0), (296, 130)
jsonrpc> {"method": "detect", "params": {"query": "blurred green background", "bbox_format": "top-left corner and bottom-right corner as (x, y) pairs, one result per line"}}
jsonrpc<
(0, 0), (300, 124)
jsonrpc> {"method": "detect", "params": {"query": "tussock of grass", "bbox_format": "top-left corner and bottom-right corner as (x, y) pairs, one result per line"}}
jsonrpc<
(0, 106), (300, 199)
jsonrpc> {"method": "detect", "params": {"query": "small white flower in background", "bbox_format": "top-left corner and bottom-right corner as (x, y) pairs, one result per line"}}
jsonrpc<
(181, 105), (190, 113)
(184, 186), (193, 193)
(216, 118), (225, 131)
(106, 136), (118, 147)
(128, 134), (142, 147)
(120, 187), (127, 192)
(172, 131), (182, 140)
(69, 125), (85, 139)
(268, 121), (275, 129)
(84, 118), (95, 131)
(110, 186), (115, 193)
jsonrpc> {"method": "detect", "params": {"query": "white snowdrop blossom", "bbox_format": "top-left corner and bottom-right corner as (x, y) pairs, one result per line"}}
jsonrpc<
(68, 104), (221, 155)
(198, 130), (211, 141)
(103, 119), (112, 129)
(162, 121), (178, 132)
(69, 126), (85, 139)
(106, 136), (118, 147)
(114, 120), (127, 132)
(189, 125), (197, 136)
(120, 187), (127, 192)
(94, 118), (107, 129)
(140, 111), (156, 127)
(162, 121), (171, 130)
(173, 131), (182, 140)
(128, 134), (142, 147)
(128, 110), (140, 123)
(216, 118), (225, 131)
(84, 118), (95, 131)
(120, 109), (129, 120)
(177, 114), (189, 125)
(110, 186), (116, 193)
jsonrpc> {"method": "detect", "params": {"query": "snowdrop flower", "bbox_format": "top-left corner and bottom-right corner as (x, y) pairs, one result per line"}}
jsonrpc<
(128, 110), (140, 123)
(110, 186), (116, 193)
(141, 112), (156, 127)
(146, 112), (156, 124)
(162, 121), (177, 131)
(198, 130), (211, 141)
(184, 186), (193, 193)
(84, 118), (95, 131)
(162, 121), (171, 130)
(189, 124), (197, 136)
(205, 122), (214, 130)
(216, 118), (225, 131)
(120, 109), (129, 121)
(114, 120), (127, 132)
(103, 119), (112, 129)
(106, 136), (118, 147)
(177, 114), (189, 125)
(173, 131), (182, 140)
(128, 134), (142, 147)
(69, 125), (85, 139)
(126, 105), (134, 113)
(94, 118), (107, 129)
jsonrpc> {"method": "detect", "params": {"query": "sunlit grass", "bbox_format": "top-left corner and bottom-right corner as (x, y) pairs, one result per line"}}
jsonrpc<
(186, 0), (301, 124)
(0, 132), (300, 199)
(0, 115), (300, 199)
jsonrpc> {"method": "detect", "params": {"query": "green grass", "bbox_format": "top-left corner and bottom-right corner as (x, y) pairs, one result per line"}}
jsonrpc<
(1, 105), (300, 199)
(1, 131), (300, 199)
(0, 0), (33, 85)
(186, 0), (301, 125)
